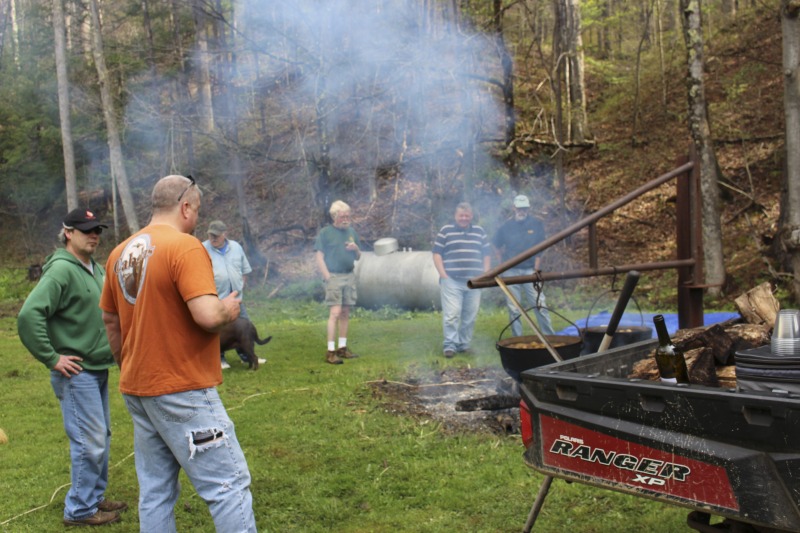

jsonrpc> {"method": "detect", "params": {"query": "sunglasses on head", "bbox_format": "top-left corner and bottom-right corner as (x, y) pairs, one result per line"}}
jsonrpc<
(176, 175), (196, 203)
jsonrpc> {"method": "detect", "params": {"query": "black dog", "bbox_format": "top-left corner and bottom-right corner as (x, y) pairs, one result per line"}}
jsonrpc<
(219, 318), (272, 370)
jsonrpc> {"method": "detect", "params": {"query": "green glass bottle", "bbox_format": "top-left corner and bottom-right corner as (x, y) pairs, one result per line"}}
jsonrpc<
(653, 315), (689, 384)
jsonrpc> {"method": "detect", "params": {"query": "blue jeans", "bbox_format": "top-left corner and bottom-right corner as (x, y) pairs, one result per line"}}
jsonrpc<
(503, 267), (555, 338)
(123, 389), (256, 533)
(50, 369), (111, 521)
(440, 277), (482, 352)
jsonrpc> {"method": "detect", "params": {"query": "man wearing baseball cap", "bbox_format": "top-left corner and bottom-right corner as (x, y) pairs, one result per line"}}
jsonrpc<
(492, 194), (556, 338)
(18, 208), (127, 526)
(202, 220), (263, 369)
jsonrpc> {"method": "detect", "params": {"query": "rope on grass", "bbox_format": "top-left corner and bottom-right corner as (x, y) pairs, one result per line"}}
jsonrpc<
(0, 451), (135, 526)
(0, 483), (70, 526)
(1, 388), (310, 525)
(365, 379), (496, 388)
(225, 388), (311, 412)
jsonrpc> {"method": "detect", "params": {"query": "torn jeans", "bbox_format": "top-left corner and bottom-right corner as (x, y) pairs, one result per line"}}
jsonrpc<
(123, 388), (256, 533)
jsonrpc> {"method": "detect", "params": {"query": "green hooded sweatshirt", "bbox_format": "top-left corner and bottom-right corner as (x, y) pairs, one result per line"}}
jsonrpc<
(17, 248), (113, 370)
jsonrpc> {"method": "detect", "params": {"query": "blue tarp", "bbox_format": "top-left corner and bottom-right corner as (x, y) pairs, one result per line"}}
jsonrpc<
(555, 311), (741, 337)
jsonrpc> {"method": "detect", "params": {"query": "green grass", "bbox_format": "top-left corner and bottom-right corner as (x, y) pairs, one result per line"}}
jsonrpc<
(0, 297), (693, 532)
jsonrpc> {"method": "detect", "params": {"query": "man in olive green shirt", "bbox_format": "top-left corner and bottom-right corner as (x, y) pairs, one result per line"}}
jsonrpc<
(314, 200), (362, 364)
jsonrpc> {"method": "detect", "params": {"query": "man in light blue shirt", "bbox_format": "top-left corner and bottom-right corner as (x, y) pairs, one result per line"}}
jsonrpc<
(202, 220), (263, 369)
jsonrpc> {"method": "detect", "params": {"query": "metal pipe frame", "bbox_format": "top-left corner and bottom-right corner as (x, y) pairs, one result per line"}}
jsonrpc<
(468, 157), (704, 327)
(469, 259), (695, 288)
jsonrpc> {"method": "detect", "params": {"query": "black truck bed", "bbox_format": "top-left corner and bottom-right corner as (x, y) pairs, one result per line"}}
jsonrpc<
(519, 339), (800, 531)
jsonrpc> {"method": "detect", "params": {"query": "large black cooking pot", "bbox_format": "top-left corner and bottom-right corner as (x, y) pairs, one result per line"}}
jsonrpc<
(496, 335), (583, 382)
(580, 288), (652, 355)
(495, 308), (583, 382)
(581, 325), (652, 354)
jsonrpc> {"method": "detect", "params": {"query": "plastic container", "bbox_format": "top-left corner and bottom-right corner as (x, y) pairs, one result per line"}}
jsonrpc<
(519, 339), (800, 531)
(771, 309), (800, 356)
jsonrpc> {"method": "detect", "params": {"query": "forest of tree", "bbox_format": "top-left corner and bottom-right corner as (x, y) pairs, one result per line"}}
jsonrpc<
(0, 0), (797, 301)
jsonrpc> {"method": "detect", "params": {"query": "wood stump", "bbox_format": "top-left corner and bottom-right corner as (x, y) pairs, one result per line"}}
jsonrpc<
(734, 282), (779, 327)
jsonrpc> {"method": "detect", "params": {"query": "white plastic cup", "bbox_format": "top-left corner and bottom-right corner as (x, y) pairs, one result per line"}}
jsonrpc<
(772, 309), (800, 356)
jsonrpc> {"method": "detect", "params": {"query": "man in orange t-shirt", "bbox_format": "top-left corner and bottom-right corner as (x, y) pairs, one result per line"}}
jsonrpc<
(100, 175), (256, 532)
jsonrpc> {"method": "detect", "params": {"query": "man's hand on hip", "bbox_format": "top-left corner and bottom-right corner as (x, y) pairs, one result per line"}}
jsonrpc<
(54, 354), (83, 378)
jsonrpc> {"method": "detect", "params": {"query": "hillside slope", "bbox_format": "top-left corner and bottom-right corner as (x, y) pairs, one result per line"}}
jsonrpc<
(534, 6), (784, 307)
(249, 6), (786, 307)
(5, 6), (786, 309)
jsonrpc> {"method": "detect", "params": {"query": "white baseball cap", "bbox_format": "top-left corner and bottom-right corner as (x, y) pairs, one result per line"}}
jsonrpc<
(513, 195), (530, 208)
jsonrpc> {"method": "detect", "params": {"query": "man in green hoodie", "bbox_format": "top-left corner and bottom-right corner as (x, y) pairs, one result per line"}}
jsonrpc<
(17, 208), (127, 527)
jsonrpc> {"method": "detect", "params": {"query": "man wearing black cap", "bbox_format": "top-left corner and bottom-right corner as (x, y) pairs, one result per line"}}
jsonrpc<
(18, 208), (127, 527)
(492, 194), (555, 338)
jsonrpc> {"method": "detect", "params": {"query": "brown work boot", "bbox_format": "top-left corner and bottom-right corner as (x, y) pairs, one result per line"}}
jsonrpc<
(336, 346), (359, 359)
(98, 500), (128, 513)
(326, 350), (343, 365)
(63, 509), (120, 527)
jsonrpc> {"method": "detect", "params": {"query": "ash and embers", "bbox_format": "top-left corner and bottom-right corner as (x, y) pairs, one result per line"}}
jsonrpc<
(368, 366), (521, 435)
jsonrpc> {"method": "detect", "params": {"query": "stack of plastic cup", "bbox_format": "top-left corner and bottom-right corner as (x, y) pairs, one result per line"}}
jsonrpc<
(771, 309), (800, 357)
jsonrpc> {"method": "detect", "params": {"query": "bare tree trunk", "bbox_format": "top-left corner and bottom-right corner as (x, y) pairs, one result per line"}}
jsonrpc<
(217, 0), (251, 227)
(655, 0), (668, 113)
(88, 0), (139, 233)
(632, 0), (655, 145)
(615, 0), (624, 56)
(566, 0), (589, 143)
(680, 0), (725, 296)
(722, 0), (737, 18)
(601, 0), (612, 58)
(0, 0), (11, 65)
(492, 0), (518, 186)
(52, 0), (77, 211)
(10, 0), (18, 65)
(781, 0), (800, 300)
(314, 13), (332, 214)
(170, 0), (194, 171)
(553, 0), (567, 214)
(141, 0), (157, 76)
(193, 1), (215, 133)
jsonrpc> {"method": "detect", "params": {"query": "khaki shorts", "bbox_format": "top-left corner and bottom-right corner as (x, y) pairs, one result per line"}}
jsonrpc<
(325, 272), (357, 306)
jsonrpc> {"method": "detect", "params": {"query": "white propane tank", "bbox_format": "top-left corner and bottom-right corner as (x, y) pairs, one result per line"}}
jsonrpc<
(354, 250), (441, 310)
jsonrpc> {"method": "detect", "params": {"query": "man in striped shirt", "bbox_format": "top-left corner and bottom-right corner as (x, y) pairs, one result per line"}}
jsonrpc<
(432, 202), (492, 358)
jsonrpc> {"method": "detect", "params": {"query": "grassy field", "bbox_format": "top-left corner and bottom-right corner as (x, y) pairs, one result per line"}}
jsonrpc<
(0, 286), (694, 532)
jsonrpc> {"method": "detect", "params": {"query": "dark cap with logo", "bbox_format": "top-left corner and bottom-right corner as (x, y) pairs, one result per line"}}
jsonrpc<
(63, 209), (108, 232)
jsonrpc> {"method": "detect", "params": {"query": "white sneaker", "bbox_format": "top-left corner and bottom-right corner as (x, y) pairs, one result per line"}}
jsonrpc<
(221, 360), (231, 370)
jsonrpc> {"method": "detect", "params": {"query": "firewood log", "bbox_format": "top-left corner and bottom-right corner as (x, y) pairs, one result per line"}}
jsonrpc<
(629, 348), (719, 386)
(630, 356), (659, 381)
(734, 282), (779, 326)
(717, 366), (737, 389)
(673, 324), (735, 365)
(685, 347), (720, 387)
(726, 323), (771, 354)
(455, 394), (520, 412)
(624, 297), (774, 389)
